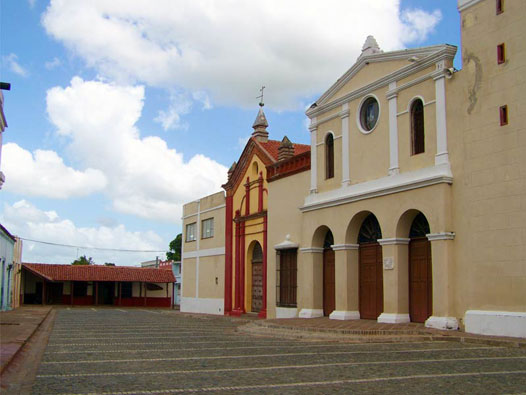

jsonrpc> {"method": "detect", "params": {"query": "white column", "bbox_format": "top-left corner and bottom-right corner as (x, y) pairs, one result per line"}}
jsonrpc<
(195, 200), (201, 298)
(340, 104), (350, 186)
(387, 82), (399, 175)
(434, 61), (449, 166)
(309, 117), (318, 194)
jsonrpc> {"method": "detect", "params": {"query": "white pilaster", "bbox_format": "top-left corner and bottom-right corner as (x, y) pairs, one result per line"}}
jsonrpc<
(309, 117), (318, 194)
(387, 82), (399, 175)
(340, 104), (350, 186)
(434, 61), (449, 165)
(195, 199), (201, 298)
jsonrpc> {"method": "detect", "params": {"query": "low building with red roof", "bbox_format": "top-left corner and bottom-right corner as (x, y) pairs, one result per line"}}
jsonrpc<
(21, 263), (175, 307)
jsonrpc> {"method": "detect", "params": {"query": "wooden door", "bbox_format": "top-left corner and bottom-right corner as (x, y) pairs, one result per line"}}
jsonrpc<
(359, 243), (383, 319)
(323, 249), (335, 316)
(251, 261), (263, 312)
(47, 283), (63, 304)
(409, 237), (432, 323)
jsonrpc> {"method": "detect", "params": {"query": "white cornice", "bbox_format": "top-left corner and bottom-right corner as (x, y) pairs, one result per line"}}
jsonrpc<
(426, 232), (455, 241)
(301, 164), (453, 213)
(306, 45), (457, 119)
(377, 238), (410, 246)
(182, 204), (226, 220)
(182, 247), (225, 259)
(299, 247), (324, 254)
(458, 0), (483, 12)
(274, 235), (300, 250)
(331, 244), (359, 251)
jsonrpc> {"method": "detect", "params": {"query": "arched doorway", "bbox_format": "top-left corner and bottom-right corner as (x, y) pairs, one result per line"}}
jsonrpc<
(358, 214), (383, 320)
(323, 230), (335, 316)
(409, 213), (432, 323)
(251, 242), (263, 313)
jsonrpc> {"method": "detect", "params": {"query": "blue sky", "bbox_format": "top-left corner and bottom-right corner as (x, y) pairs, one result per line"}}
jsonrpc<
(0, 0), (461, 265)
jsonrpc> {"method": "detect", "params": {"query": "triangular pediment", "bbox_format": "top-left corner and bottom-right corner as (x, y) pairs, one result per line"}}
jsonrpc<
(307, 44), (456, 116)
(222, 137), (276, 193)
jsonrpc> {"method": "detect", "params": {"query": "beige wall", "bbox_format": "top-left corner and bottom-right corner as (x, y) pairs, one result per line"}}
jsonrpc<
(446, 0), (526, 318)
(267, 170), (310, 318)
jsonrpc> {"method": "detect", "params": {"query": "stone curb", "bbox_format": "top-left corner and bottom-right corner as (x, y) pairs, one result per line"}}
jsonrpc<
(238, 321), (526, 348)
(0, 307), (53, 375)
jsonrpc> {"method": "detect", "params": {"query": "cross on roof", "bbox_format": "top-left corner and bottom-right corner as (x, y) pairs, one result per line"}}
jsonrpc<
(256, 86), (265, 107)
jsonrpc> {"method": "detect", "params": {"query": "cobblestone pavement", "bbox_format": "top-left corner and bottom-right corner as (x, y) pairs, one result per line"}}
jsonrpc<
(32, 308), (526, 394)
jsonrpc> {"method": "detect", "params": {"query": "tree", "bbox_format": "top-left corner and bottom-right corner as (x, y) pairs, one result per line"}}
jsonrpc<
(166, 233), (182, 261)
(71, 255), (94, 265)
(104, 262), (115, 266)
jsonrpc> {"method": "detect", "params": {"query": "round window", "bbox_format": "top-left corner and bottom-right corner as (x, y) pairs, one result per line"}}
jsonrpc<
(359, 96), (379, 132)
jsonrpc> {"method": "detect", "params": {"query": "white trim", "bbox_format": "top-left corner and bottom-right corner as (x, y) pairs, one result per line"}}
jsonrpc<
(329, 310), (360, 320)
(275, 307), (298, 319)
(299, 247), (324, 254)
(377, 313), (410, 324)
(309, 118), (318, 194)
(301, 163), (453, 212)
(425, 316), (459, 330)
(182, 247), (226, 259)
(182, 204), (226, 220)
(434, 62), (449, 166)
(426, 232), (455, 241)
(464, 310), (526, 338)
(307, 45), (457, 118)
(330, 244), (359, 251)
(407, 95), (426, 113)
(195, 200), (201, 298)
(356, 94), (381, 135)
(341, 103), (350, 186)
(398, 99), (436, 116)
(180, 297), (224, 315)
(377, 238), (410, 246)
(274, 235), (299, 250)
(299, 308), (324, 318)
(388, 82), (399, 176)
(458, 0), (483, 12)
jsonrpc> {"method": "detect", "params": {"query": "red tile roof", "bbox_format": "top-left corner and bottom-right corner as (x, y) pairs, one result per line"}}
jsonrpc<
(259, 140), (310, 161)
(23, 263), (175, 283)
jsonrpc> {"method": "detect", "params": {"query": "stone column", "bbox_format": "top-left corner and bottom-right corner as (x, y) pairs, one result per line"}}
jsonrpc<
(377, 238), (410, 323)
(329, 244), (359, 320)
(425, 232), (458, 330)
(340, 104), (351, 186)
(387, 82), (400, 175)
(309, 118), (318, 194)
(298, 247), (324, 318)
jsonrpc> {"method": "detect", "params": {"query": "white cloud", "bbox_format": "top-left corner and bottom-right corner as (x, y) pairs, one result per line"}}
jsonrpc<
(154, 91), (192, 131)
(46, 77), (227, 223)
(42, 0), (442, 110)
(45, 56), (62, 70)
(2, 53), (29, 77)
(1, 200), (164, 266)
(2, 143), (107, 198)
(401, 9), (442, 43)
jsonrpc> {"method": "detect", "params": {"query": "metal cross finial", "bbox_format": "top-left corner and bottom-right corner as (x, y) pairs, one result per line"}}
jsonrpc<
(256, 86), (265, 107)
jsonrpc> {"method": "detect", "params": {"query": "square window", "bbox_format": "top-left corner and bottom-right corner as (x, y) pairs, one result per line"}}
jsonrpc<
(496, 0), (503, 14)
(185, 222), (196, 242)
(497, 43), (506, 64)
(499, 105), (508, 126)
(202, 218), (214, 239)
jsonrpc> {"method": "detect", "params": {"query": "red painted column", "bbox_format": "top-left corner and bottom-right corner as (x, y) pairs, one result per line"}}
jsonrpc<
(224, 194), (233, 314)
(245, 177), (250, 216)
(240, 221), (246, 313)
(232, 210), (243, 316)
(258, 214), (268, 318)
(258, 172), (263, 213)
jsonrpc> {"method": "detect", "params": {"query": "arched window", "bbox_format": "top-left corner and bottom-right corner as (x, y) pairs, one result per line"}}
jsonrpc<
(411, 99), (425, 155)
(325, 134), (334, 179)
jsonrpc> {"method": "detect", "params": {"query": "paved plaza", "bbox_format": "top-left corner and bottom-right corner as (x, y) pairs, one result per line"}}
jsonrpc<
(30, 308), (526, 394)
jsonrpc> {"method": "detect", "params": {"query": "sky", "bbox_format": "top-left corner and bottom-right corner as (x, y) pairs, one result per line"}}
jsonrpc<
(0, 0), (461, 266)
